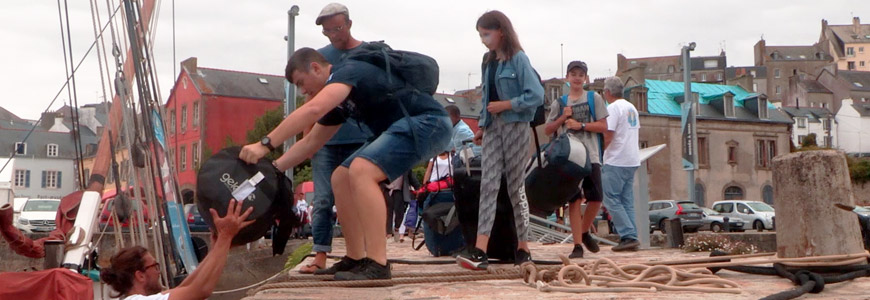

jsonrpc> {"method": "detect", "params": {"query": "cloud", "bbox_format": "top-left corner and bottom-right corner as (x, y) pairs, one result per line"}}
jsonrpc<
(1, 0), (867, 121)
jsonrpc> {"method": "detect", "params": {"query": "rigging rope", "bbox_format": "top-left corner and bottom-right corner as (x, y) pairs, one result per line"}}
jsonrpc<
(0, 4), (121, 175)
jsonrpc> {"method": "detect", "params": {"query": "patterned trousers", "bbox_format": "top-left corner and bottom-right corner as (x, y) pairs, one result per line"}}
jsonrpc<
(477, 115), (530, 242)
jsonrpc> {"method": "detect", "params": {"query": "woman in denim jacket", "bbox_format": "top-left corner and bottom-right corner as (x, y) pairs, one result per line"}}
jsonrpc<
(456, 10), (544, 270)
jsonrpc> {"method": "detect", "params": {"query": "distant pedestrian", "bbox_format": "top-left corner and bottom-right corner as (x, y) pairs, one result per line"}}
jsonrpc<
(601, 76), (641, 252)
(445, 104), (480, 156)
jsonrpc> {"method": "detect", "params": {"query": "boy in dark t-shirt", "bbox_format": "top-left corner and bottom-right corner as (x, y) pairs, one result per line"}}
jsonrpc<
(239, 47), (451, 280)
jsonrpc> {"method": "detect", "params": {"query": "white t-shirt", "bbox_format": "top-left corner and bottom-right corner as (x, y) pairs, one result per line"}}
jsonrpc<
(603, 99), (640, 167)
(124, 293), (170, 300)
(428, 156), (452, 182)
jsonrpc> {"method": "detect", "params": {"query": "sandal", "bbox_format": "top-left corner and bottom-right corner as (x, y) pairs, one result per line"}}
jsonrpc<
(298, 263), (324, 274)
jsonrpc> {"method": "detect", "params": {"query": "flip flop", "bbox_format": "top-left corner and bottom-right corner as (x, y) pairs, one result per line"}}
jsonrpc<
(298, 263), (324, 274)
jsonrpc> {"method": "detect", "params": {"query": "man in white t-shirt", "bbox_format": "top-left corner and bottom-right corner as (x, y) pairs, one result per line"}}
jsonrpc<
(100, 200), (254, 300)
(601, 77), (641, 252)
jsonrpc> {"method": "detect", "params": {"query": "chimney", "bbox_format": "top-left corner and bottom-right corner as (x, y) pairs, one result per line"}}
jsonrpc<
(822, 19), (828, 31)
(854, 17), (861, 34)
(40, 112), (57, 130)
(181, 57), (198, 74)
(754, 39), (766, 66)
(616, 54), (627, 75)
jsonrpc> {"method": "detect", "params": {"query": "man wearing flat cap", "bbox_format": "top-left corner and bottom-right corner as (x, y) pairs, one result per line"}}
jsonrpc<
(290, 3), (373, 275)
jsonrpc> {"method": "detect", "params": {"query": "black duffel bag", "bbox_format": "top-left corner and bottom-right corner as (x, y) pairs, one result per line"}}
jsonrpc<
(196, 146), (298, 255)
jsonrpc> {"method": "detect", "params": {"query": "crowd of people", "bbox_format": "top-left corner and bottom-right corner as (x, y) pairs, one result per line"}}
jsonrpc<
(102, 3), (644, 298)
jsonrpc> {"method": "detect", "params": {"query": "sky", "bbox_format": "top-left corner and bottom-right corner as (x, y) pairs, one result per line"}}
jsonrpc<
(0, 0), (867, 121)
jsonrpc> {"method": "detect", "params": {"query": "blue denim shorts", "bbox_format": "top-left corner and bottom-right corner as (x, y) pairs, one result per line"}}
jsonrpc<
(341, 114), (452, 181)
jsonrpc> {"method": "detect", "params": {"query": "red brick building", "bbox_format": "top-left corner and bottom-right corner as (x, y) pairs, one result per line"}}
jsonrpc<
(165, 57), (285, 202)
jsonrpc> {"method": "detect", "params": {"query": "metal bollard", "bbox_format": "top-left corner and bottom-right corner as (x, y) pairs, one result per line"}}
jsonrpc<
(43, 240), (65, 269)
(665, 218), (684, 248)
(722, 217), (730, 232)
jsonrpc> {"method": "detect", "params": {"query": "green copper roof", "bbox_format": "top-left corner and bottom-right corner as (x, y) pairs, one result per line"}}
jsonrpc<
(643, 79), (772, 116)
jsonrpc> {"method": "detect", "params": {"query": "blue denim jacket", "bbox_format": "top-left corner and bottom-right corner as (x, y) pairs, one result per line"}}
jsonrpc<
(478, 50), (544, 127)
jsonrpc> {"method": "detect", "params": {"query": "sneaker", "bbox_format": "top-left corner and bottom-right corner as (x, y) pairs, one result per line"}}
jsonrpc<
(581, 232), (600, 253)
(313, 256), (362, 275)
(515, 249), (533, 266)
(456, 247), (489, 270)
(611, 239), (640, 252)
(334, 258), (391, 281)
(568, 244), (584, 259)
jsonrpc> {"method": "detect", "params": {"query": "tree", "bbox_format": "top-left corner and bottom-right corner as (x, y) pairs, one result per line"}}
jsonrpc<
(801, 133), (818, 148)
(245, 99), (313, 185)
(246, 105), (286, 161)
(293, 164), (313, 187)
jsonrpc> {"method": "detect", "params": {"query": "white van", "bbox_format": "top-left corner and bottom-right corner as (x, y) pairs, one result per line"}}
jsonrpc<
(17, 198), (60, 233)
(711, 200), (775, 231)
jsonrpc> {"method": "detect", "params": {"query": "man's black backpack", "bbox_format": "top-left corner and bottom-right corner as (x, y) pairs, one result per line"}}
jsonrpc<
(344, 41), (439, 95)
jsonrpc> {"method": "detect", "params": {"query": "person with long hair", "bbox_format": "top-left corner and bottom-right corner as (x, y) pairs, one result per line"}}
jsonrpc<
(100, 199), (254, 300)
(456, 10), (544, 270)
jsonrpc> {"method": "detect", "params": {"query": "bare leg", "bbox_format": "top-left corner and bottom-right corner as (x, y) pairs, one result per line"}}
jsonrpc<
(331, 167), (365, 260)
(475, 235), (490, 252)
(582, 201), (603, 233)
(568, 200), (584, 242)
(347, 158), (389, 265)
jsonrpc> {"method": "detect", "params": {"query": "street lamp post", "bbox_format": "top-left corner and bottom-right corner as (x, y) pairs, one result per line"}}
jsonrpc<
(283, 5), (299, 180)
(681, 42), (698, 204)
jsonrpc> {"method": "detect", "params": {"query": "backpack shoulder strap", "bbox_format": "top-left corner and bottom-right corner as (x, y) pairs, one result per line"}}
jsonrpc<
(556, 95), (568, 117)
(587, 91), (605, 157)
(587, 91), (596, 120)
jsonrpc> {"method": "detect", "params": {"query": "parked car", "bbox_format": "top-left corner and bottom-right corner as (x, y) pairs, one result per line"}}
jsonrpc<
(17, 199), (60, 233)
(854, 206), (870, 217)
(184, 204), (210, 232)
(648, 200), (704, 233)
(11, 197), (28, 227)
(712, 200), (775, 231)
(99, 189), (151, 231)
(700, 207), (745, 232)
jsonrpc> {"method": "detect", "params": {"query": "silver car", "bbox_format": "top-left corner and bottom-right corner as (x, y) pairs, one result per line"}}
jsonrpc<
(712, 200), (776, 231)
(700, 207), (745, 232)
(648, 200), (704, 233)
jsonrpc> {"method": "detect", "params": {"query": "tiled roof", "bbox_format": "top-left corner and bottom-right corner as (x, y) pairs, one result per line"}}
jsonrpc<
(838, 71), (870, 92)
(641, 80), (790, 123)
(780, 107), (834, 123)
(0, 107), (24, 123)
(766, 45), (830, 61)
(799, 79), (832, 94)
(188, 68), (286, 101)
(828, 24), (870, 43)
(0, 127), (98, 160)
(433, 94), (480, 119)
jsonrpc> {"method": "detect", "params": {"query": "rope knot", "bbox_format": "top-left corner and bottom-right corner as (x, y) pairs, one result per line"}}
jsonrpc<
(794, 270), (825, 293)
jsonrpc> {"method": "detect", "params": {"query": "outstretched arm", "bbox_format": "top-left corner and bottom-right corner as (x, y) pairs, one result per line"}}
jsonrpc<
(168, 199), (254, 300)
(239, 83), (351, 164)
(273, 124), (341, 171)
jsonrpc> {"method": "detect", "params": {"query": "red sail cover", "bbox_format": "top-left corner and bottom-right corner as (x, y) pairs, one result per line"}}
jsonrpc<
(0, 268), (93, 300)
